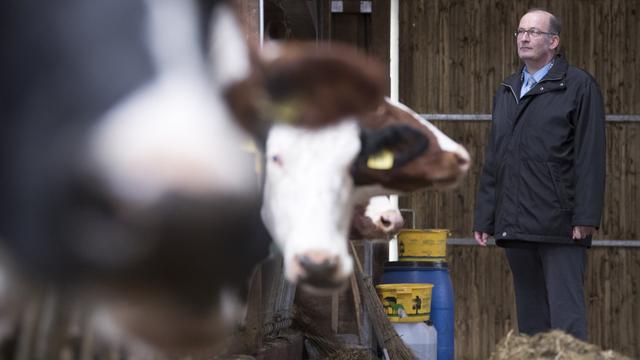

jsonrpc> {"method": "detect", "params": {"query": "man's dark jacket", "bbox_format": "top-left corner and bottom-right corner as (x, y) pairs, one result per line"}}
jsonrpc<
(474, 54), (605, 245)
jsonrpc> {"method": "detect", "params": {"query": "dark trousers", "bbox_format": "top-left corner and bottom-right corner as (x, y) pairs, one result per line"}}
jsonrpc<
(504, 242), (587, 340)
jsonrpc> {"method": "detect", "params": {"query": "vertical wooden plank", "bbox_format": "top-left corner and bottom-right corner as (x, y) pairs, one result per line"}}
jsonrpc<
(349, 273), (363, 343)
(371, 0), (390, 94)
(244, 265), (264, 353)
(234, 0), (261, 46)
(331, 294), (339, 334)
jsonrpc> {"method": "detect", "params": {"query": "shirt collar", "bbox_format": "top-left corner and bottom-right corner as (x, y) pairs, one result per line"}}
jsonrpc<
(522, 59), (555, 84)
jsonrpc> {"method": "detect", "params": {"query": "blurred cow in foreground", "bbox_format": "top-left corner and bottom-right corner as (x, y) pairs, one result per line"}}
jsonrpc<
(0, 0), (269, 352)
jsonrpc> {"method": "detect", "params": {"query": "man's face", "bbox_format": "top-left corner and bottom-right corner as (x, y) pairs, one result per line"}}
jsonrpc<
(516, 11), (558, 64)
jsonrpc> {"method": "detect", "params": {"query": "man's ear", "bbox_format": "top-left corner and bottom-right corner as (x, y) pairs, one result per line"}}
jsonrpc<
(550, 35), (560, 51)
(261, 42), (385, 127)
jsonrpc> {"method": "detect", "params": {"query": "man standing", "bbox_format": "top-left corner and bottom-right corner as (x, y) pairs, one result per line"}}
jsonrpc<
(473, 9), (605, 341)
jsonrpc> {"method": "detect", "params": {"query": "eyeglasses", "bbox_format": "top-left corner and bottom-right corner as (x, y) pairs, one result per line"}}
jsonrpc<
(514, 28), (557, 38)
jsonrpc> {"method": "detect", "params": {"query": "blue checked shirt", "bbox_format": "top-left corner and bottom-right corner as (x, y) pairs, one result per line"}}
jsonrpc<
(520, 60), (555, 98)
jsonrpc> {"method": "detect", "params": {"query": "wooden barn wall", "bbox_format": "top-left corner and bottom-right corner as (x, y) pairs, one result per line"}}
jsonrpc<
(327, 0), (392, 92)
(396, 1), (640, 359)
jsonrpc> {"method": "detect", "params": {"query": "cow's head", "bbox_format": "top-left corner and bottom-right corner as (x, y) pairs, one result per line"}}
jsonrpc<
(350, 195), (404, 240)
(352, 98), (470, 191)
(256, 44), (470, 293)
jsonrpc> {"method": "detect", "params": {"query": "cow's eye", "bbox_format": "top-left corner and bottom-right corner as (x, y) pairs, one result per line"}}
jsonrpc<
(271, 155), (283, 166)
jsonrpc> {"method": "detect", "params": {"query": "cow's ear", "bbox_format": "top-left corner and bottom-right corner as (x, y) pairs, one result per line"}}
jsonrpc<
(351, 125), (429, 182)
(260, 42), (385, 127)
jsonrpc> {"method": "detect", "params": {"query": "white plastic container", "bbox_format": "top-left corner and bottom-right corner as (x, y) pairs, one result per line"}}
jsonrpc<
(389, 236), (399, 261)
(392, 321), (437, 360)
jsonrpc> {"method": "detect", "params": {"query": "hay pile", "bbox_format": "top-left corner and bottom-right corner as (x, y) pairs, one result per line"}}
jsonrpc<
(489, 330), (633, 360)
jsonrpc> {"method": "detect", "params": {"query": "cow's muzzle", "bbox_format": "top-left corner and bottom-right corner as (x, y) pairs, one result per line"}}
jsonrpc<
(289, 251), (351, 293)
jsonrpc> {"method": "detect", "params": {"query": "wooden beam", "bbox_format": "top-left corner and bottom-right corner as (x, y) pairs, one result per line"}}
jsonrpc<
(331, 293), (339, 334)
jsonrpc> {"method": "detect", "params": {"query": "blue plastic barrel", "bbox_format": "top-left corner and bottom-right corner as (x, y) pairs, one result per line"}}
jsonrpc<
(381, 261), (454, 360)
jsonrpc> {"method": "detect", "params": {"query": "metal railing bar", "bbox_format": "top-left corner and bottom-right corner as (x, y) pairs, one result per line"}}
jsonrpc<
(446, 237), (640, 247)
(420, 114), (640, 122)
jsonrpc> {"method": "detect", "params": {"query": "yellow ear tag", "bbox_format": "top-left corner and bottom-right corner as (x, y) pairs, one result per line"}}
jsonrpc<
(367, 149), (394, 170)
(274, 101), (298, 124)
(257, 98), (299, 125)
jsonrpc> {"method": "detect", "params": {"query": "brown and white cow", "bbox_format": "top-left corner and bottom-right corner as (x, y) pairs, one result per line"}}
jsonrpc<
(242, 43), (470, 292)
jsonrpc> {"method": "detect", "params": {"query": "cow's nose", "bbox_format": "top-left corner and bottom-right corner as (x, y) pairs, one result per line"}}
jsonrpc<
(295, 252), (346, 291)
(298, 253), (339, 277)
(379, 211), (404, 233)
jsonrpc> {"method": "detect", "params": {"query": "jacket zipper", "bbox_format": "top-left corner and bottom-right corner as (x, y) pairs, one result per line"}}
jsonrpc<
(501, 83), (519, 104)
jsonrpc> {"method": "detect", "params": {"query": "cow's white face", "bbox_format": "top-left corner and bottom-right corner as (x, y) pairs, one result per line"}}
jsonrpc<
(261, 120), (361, 292)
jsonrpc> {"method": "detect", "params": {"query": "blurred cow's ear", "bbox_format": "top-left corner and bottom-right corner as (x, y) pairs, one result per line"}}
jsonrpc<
(260, 42), (385, 127)
(351, 125), (429, 184)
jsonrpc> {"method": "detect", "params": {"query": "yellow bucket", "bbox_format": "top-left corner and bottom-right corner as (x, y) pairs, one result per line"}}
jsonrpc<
(376, 283), (433, 322)
(398, 229), (449, 261)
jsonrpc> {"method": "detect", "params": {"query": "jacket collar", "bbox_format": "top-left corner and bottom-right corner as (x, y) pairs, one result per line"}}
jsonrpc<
(503, 53), (568, 89)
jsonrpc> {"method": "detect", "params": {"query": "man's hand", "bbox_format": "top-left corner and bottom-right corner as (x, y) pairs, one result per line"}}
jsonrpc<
(474, 231), (490, 246)
(572, 226), (597, 240)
